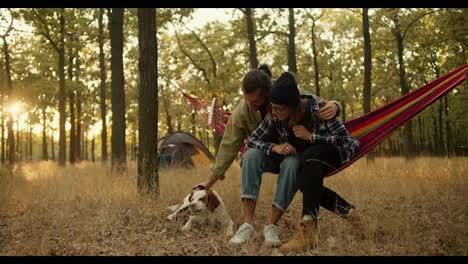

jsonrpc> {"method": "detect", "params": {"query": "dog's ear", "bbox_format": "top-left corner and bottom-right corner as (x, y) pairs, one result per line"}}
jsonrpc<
(192, 184), (206, 191)
(206, 190), (220, 212)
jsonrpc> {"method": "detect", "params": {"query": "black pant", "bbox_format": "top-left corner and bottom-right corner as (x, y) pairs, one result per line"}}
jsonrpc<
(298, 144), (354, 220)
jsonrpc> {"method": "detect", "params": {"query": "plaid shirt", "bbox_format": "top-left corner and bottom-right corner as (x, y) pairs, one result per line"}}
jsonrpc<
(246, 97), (360, 164)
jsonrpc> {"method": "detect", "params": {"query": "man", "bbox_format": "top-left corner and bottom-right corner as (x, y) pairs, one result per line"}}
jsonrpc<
(197, 65), (359, 247)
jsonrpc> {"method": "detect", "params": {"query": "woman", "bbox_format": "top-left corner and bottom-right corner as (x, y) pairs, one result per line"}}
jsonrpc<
(246, 72), (360, 252)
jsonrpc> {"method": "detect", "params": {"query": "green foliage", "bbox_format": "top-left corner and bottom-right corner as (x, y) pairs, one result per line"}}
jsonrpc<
(1, 8), (465, 159)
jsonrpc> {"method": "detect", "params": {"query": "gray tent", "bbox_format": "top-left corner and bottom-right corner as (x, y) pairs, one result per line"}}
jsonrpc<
(158, 132), (214, 167)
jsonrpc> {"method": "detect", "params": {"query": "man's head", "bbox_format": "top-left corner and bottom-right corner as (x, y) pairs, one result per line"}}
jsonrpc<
(242, 65), (272, 111)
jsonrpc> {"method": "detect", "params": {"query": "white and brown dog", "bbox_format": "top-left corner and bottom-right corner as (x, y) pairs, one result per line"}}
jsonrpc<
(167, 185), (234, 237)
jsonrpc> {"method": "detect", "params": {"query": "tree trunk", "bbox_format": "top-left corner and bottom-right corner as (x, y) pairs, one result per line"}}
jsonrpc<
(431, 110), (438, 155)
(311, 18), (320, 96)
(2, 36), (15, 168)
(28, 120), (33, 160)
(0, 60), (3, 164)
(110, 8), (127, 174)
(438, 99), (444, 155)
(362, 8), (374, 160)
(341, 100), (346, 123)
(212, 97), (223, 157)
(444, 95), (452, 156)
(162, 85), (174, 134)
(74, 53), (82, 162)
(42, 106), (48, 160)
(1, 112), (4, 164)
(418, 116), (424, 154)
(68, 50), (76, 164)
(84, 131), (88, 160)
(76, 91), (82, 161)
(362, 8), (372, 114)
(137, 8), (159, 196)
(91, 137), (95, 162)
(287, 8), (297, 75)
(99, 7), (108, 163)
(177, 112), (181, 131)
(58, 10), (67, 166)
(395, 28), (414, 158)
(191, 111), (196, 135)
(131, 128), (137, 160)
(51, 130), (55, 161)
(245, 8), (258, 69)
(16, 120), (20, 161)
(81, 129), (85, 160)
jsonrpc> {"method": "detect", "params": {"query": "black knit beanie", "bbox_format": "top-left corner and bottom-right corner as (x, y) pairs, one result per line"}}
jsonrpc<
(270, 72), (300, 107)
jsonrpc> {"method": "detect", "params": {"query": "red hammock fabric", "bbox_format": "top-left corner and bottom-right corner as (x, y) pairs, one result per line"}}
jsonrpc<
(180, 64), (467, 176)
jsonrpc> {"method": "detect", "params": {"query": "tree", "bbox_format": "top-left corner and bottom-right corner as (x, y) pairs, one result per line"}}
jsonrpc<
(287, 8), (297, 74)
(1, 13), (15, 168)
(362, 8), (372, 115)
(375, 9), (437, 157)
(110, 8), (127, 173)
(30, 8), (67, 166)
(362, 8), (374, 159)
(304, 9), (325, 96)
(98, 8), (108, 163)
(0, 54), (4, 164)
(243, 8), (258, 69)
(137, 8), (159, 195)
(68, 38), (76, 164)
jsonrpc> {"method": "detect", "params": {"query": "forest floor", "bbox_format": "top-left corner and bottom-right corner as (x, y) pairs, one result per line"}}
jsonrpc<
(0, 157), (467, 256)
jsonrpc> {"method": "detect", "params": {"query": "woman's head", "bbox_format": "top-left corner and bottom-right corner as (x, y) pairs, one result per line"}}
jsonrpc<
(241, 64), (272, 110)
(268, 72), (301, 124)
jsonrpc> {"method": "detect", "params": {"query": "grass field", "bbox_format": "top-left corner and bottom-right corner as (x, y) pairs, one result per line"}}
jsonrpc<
(0, 157), (467, 256)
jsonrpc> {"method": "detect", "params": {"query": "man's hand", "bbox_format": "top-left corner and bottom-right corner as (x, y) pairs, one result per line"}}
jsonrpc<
(272, 143), (296, 156)
(292, 125), (312, 141)
(196, 175), (218, 190)
(316, 100), (338, 120)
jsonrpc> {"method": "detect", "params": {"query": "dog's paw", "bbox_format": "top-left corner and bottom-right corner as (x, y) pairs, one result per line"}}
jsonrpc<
(225, 230), (234, 237)
(167, 213), (176, 221)
(225, 226), (234, 237)
(180, 225), (191, 232)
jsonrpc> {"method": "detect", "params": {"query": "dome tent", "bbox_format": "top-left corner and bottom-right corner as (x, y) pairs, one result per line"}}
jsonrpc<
(158, 132), (214, 167)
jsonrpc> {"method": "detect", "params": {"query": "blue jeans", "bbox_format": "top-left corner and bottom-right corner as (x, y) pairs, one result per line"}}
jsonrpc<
(240, 148), (301, 212)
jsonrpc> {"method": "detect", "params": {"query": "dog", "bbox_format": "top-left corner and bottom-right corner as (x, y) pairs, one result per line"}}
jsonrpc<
(167, 185), (234, 237)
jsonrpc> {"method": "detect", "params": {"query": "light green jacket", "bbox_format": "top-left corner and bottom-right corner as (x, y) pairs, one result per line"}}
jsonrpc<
(211, 90), (340, 180)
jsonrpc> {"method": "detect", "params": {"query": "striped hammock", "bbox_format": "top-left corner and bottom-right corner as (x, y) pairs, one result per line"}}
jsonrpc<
(180, 64), (467, 177)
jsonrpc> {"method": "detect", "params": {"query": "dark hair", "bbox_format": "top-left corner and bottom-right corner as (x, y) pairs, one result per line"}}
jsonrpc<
(241, 65), (272, 96)
(257, 64), (272, 78)
(267, 98), (306, 127)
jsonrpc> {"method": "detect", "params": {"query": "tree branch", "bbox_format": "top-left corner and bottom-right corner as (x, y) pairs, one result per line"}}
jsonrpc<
(32, 8), (60, 52)
(187, 27), (217, 78)
(0, 13), (14, 39)
(175, 32), (211, 86)
(402, 9), (439, 40)
(237, 8), (246, 15)
(304, 9), (324, 22)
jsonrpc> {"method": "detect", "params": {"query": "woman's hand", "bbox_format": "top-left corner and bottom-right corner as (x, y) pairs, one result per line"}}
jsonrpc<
(316, 100), (338, 120)
(272, 143), (296, 155)
(292, 125), (312, 141)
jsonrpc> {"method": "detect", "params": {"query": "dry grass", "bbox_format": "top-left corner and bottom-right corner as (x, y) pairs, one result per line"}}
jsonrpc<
(0, 157), (467, 256)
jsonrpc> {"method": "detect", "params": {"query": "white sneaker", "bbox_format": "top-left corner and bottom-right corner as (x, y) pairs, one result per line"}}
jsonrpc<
(263, 224), (281, 247)
(229, 223), (256, 245)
